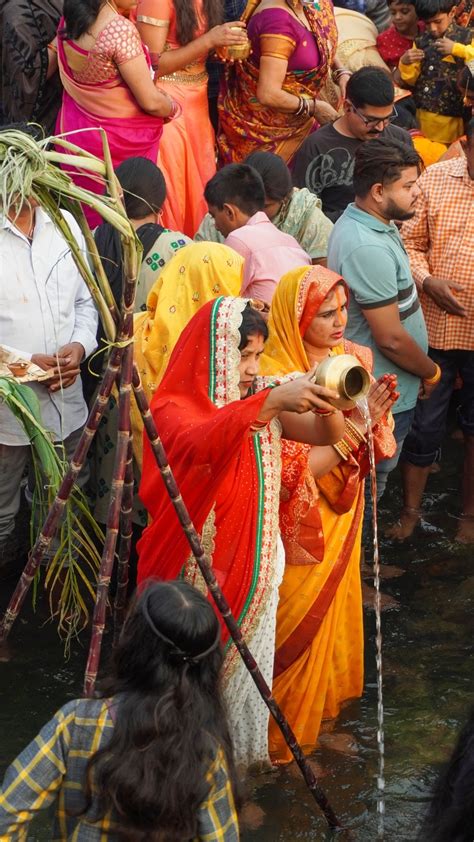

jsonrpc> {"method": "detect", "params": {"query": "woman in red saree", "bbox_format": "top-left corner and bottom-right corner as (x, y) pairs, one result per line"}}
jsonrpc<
(260, 266), (397, 763)
(56, 0), (175, 227)
(137, 296), (345, 767)
(217, 0), (347, 165)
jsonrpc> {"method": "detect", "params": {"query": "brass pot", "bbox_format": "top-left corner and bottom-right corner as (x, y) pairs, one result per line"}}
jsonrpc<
(216, 29), (251, 61)
(311, 354), (370, 410)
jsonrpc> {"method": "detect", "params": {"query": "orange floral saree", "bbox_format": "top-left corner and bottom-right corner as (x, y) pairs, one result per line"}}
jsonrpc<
(260, 266), (396, 763)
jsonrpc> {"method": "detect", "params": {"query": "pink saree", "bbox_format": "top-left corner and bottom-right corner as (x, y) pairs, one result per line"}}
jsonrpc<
(56, 18), (164, 227)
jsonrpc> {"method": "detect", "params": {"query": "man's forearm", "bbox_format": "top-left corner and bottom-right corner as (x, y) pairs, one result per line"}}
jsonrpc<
(376, 331), (436, 379)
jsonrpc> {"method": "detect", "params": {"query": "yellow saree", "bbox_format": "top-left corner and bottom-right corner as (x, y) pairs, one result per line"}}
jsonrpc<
(260, 266), (395, 763)
(131, 243), (243, 468)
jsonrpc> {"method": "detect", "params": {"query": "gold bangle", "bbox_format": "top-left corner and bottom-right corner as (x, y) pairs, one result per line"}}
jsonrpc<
(344, 418), (366, 446)
(333, 439), (351, 461)
(423, 363), (441, 386)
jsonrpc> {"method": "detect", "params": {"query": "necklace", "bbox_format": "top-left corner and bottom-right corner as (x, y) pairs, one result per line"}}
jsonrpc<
(285, 0), (310, 28)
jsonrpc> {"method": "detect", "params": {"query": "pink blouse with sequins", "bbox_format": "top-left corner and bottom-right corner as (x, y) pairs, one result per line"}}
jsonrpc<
(64, 16), (145, 85)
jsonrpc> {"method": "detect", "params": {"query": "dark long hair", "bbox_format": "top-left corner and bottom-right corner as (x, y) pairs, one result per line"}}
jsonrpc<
(418, 706), (474, 842)
(245, 151), (293, 203)
(83, 581), (239, 840)
(173, 0), (223, 45)
(62, 0), (104, 39)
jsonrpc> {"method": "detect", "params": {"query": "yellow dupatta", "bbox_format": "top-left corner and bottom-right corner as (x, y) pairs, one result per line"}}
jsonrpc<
(131, 243), (243, 468)
(260, 264), (349, 376)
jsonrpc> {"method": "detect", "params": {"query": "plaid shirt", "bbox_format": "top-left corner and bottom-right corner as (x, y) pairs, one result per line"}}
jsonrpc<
(0, 699), (239, 841)
(401, 156), (474, 350)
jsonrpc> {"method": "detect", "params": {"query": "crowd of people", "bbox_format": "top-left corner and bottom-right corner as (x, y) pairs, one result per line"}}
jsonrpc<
(1, 0), (474, 837)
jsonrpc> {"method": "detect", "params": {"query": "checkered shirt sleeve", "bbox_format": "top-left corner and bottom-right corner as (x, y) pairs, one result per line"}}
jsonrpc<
(401, 157), (474, 350)
(0, 701), (77, 841)
(197, 748), (240, 840)
(0, 700), (239, 842)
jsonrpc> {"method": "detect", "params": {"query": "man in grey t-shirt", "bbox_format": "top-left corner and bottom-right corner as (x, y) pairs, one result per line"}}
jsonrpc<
(293, 67), (413, 221)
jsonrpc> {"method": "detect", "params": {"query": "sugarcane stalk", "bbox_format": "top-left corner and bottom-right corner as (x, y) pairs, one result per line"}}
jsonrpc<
(100, 127), (121, 208)
(59, 195), (120, 330)
(132, 363), (342, 830)
(0, 347), (125, 644)
(113, 434), (134, 645)
(84, 345), (133, 697)
(32, 187), (117, 342)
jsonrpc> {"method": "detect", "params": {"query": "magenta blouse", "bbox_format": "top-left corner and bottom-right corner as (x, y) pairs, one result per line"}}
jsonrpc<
(247, 8), (320, 71)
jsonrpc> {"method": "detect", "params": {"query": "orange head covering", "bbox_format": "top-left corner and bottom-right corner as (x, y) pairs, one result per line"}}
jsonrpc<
(260, 265), (349, 376)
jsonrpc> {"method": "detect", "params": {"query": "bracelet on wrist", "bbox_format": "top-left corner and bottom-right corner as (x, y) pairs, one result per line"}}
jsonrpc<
(423, 363), (441, 386)
(294, 96), (311, 118)
(313, 406), (334, 416)
(332, 68), (352, 81)
(344, 417), (366, 446)
(333, 420), (366, 462)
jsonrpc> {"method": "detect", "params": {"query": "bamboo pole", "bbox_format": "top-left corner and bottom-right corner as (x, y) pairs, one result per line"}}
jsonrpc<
(84, 345), (133, 696)
(132, 363), (342, 830)
(0, 347), (124, 644)
(113, 435), (134, 646)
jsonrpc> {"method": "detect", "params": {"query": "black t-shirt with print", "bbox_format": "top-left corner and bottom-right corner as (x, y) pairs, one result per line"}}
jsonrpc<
(292, 123), (413, 222)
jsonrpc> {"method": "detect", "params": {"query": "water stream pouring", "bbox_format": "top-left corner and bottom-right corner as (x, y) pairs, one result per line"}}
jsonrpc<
(358, 396), (386, 838)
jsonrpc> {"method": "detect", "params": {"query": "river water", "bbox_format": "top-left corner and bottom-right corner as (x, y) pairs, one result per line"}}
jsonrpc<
(1, 426), (472, 841)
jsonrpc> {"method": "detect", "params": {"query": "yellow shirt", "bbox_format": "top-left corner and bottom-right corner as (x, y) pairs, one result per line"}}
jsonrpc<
(398, 49), (466, 143)
(452, 40), (474, 61)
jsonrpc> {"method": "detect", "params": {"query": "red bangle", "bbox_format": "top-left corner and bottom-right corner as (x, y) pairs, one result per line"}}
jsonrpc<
(313, 407), (334, 416)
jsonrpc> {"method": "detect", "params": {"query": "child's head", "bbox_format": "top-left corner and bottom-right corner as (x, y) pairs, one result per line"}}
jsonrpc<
(388, 0), (419, 35)
(204, 164), (265, 237)
(415, 0), (456, 36)
(115, 157), (166, 220)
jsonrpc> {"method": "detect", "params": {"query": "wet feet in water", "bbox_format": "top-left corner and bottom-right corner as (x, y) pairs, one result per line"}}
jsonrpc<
(361, 581), (399, 611)
(361, 561), (405, 580)
(455, 514), (474, 544)
(384, 507), (421, 541)
(318, 731), (359, 756)
(286, 757), (327, 780)
(240, 802), (266, 831)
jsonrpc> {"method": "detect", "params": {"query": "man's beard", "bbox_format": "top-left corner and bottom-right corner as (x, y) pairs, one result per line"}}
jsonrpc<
(367, 128), (385, 137)
(383, 197), (416, 221)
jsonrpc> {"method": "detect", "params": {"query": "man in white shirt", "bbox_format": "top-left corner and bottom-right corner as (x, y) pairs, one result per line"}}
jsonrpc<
(0, 196), (98, 562)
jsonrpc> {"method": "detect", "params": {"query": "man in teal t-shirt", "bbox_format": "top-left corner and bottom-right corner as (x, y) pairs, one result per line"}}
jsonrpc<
(328, 137), (440, 502)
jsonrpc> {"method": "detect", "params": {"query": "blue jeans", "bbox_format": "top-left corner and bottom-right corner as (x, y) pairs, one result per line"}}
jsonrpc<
(363, 407), (416, 538)
(400, 348), (474, 467)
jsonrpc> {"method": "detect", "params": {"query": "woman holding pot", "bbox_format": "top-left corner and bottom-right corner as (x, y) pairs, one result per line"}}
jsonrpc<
(260, 265), (398, 763)
(136, 0), (247, 236)
(217, 0), (349, 165)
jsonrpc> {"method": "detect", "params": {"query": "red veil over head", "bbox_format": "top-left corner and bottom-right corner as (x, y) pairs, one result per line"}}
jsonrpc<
(137, 297), (281, 648)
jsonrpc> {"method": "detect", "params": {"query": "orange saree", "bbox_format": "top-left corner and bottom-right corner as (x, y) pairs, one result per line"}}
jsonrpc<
(260, 266), (396, 762)
(136, 0), (216, 236)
